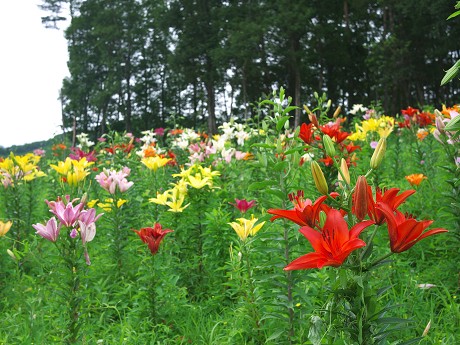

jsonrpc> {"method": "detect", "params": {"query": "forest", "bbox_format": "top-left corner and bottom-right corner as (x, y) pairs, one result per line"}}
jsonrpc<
(38, 0), (460, 140)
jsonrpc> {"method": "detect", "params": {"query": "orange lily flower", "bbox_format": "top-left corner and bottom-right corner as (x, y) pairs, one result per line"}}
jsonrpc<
(405, 174), (427, 186)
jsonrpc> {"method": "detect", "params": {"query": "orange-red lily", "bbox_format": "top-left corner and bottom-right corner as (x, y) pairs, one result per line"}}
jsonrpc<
(367, 187), (416, 225)
(267, 191), (328, 228)
(375, 203), (448, 253)
(285, 209), (374, 270)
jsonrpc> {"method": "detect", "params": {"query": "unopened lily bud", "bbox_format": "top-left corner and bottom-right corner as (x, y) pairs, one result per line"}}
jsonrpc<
(7, 249), (17, 261)
(422, 320), (431, 337)
(370, 137), (387, 169)
(308, 113), (320, 128)
(323, 135), (336, 157)
(435, 116), (445, 132)
(80, 193), (88, 206)
(326, 99), (332, 111)
(333, 106), (341, 118)
(311, 161), (328, 195)
(338, 158), (350, 185)
(303, 105), (312, 114)
(353, 176), (369, 220)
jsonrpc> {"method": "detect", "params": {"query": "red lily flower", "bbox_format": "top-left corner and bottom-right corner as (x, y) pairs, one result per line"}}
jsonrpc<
(299, 123), (314, 145)
(375, 203), (448, 253)
(320, 120), (350, 144)
(268, 191), (329, 228)
(401, 106), (419, 117)
(229, 198), (256, 213)
(284, 209), (374, 270)
(367, 187), (416, 225)
(343, 142), (361, 154)
(319, 156), (334, 166)
(134, 223), (174, 255)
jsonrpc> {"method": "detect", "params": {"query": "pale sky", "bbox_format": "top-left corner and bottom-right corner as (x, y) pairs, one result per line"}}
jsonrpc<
(0, 1), (69, 148)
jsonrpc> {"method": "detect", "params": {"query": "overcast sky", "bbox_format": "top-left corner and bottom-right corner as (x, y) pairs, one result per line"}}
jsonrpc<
(0, 1), (69, 148)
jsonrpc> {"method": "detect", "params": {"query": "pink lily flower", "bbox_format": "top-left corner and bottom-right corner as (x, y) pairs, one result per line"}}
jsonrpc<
(33, 217), (61, 242)
(46, 195), (84, 228)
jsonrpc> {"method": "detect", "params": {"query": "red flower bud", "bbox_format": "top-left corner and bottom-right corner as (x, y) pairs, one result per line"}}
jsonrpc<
(353, 176), (369, 220)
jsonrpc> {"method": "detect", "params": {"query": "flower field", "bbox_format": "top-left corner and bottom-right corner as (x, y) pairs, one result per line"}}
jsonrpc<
(1, 92), (459, 344)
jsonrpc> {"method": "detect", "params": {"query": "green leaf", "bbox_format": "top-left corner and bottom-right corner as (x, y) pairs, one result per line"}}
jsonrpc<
(282, 105), (299, 115)
(248, 180), (277, 190)
(251, 143), (275, 149)
(266, 189), (286, 201)
(444, 113), (460, 131)
(265, 330), (284, 342)
(276, 115), (291, 131)
(395, 337), (425, 345)
(376, 317), (415, 325)
(447, 10), (460, 20)
(440, 59), (460, 85)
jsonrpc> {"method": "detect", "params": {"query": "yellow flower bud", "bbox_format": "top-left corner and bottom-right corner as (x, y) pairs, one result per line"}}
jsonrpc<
(370, 137), (387, 169)
(311, 161), (329, 195)
(338, 158), (350, 186)
(333, 106), (341, 118)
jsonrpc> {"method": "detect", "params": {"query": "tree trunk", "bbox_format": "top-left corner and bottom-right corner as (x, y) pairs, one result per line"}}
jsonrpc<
(205, 81), (217, 134)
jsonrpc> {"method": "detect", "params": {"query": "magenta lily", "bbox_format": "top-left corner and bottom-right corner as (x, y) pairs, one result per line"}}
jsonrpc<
(229, 198), (256, 213)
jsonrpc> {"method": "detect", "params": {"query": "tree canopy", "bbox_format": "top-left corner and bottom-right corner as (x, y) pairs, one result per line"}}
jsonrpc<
(40, 0), (460, 138)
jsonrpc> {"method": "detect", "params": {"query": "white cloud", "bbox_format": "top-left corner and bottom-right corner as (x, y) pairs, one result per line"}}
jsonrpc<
(0, 1), (69, 148)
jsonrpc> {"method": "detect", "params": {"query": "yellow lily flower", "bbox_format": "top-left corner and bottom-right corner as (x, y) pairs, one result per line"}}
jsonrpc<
(187, 173), (212, 189)
(71, 157), (94, 170)
(149, 190), (171, 205)
(0, 220), (12, 236)
(199, 165), (221, 178)
(87, 199), (99, 208)
(166, 193), (190, 213)
(50, 157), (73, 175)
(172, 179), (188, 196)
(97, 199), (114, 212)
(228, 215), (265, 241)
(117, 199), (128, 208)
(141, 156), (171, 172)
(172, 166), (193, 178)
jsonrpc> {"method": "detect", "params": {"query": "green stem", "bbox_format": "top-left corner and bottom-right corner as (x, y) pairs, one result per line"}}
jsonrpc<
(368, 251), (394, 269)
(360, 224), (380, 260)
(150, 254), (156, 323)
(241, 241), (262, 343)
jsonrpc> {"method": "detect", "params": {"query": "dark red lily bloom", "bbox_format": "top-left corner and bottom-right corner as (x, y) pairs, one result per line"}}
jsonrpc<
(299, 123), (314, 145)
(367, 188), (416, 225)
(229, 198), (256, 213)
(268, 190), (328, 228)
(375, 203), (448, 253)
(134, 223), (174, 255)
(69, 147), (97, 162)
(284, 209), (374, 270)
